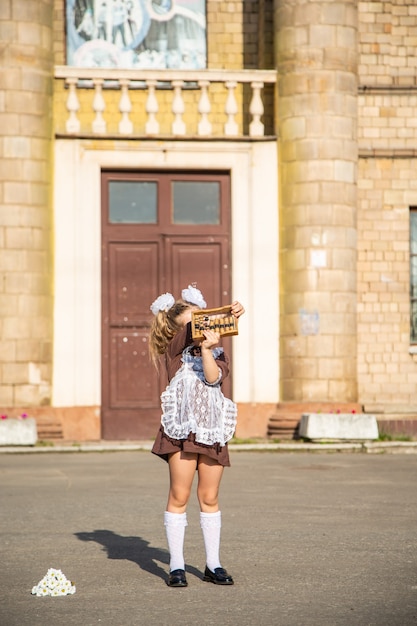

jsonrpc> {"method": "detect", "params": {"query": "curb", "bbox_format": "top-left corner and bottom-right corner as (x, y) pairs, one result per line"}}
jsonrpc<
(1, 441), (417, 454)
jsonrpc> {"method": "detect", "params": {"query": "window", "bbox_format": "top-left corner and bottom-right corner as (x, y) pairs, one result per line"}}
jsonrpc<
(109, 180), (157, 223)
(172, 181), (220, 224)
(410, 208), (417, 343)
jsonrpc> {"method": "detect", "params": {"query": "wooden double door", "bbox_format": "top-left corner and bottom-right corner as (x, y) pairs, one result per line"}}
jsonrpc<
(101, 170), (233, 440)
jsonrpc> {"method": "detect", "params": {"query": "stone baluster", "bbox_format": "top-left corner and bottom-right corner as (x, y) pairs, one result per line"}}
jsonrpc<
(92, 79), (106, 134)
(249, 81), (264, 137)
(224, 81), (238, 136)
(145, 80), (159, 134)
(119, 80), (133, 135)
(65, 78), (80, 133)
(198, 80), (212, 136)
(171, 80), (185, 135)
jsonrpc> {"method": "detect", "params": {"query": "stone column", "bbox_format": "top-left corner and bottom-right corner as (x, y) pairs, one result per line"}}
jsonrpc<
(0, 0), (54, 409)
(275, 0), (358, 404)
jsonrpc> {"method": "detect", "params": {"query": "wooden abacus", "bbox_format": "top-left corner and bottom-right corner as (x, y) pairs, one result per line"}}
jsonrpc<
(191, 305), (239, 341)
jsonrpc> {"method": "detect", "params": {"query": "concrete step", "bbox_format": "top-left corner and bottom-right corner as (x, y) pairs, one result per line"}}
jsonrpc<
(35, 418), (64, 441)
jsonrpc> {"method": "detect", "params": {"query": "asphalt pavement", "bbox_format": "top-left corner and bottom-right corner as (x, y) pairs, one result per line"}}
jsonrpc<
(1, 448), (417, 626)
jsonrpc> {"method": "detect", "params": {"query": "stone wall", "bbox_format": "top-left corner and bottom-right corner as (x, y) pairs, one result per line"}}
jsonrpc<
(276, 0), (358, 404)
(357, 157), (417, 412)
(0, 0), (54, 409)
(357, 1), (417, 418)
(358, 0), (417, 86)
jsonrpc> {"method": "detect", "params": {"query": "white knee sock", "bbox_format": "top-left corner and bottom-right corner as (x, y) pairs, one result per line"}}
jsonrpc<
(164, 511), (188, 572)
(200, 510), (222, 571)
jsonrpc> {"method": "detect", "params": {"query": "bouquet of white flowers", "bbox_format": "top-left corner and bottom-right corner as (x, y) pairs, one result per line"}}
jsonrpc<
(31, 568), (76, 597)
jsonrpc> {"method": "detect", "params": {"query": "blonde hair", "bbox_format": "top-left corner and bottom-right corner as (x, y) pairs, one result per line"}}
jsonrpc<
(149, 299), (193, 365)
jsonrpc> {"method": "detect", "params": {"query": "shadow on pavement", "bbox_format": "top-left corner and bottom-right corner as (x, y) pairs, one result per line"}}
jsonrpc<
(74, 530), (203, 583)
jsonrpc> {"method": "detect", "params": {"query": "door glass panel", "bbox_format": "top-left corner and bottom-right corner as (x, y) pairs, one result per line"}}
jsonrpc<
(109, 181), (157, 223)
(172, 181), (220, 224)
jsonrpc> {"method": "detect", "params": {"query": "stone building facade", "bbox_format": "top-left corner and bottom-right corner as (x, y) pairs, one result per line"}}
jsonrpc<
(0, 0), (416, 440)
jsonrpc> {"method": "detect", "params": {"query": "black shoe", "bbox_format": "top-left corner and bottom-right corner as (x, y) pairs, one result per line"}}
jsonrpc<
(203, 566), (234, 585)
(167, 569), (188, 587)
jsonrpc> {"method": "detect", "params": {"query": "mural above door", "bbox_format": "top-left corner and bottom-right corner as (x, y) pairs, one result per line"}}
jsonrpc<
(66, 0), (207, 69)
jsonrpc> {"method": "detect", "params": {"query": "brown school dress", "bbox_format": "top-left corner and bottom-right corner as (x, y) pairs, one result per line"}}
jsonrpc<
(151, 322), (233, 467)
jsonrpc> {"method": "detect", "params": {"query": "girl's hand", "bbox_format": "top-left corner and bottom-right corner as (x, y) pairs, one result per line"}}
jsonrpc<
(200, 329), (221, 383)
(201, 329), (220, 350)
(231, 301), (245, 318)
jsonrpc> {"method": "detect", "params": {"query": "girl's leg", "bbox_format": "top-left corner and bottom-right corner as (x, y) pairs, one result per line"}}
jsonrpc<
(167, 450), (198, 512)
(196, 455), (224, 513)
(164, 451), (197, 577)
(197, 456), (231, 579)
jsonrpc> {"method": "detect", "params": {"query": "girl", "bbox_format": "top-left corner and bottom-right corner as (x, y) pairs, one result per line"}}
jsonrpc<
(149, 285), (245, 587)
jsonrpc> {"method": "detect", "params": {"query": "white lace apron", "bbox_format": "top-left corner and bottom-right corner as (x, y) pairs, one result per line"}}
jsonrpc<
(161, 346), (237, 446)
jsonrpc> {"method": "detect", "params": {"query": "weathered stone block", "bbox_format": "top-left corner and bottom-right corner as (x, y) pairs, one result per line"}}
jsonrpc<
(299, 413), (379, 440)
(0, 417), (37, 445)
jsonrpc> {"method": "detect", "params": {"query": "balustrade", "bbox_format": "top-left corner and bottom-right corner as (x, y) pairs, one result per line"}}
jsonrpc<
(54, 67), (276, 139)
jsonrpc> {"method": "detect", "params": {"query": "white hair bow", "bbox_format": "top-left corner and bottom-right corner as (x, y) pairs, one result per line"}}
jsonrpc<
(181, 285), (207, 309)
(150, 292), (175, 316)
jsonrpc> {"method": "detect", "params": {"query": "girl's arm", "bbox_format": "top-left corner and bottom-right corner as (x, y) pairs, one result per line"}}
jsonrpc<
(200, 329), (222, 384)
(200, 301), (245, 383)
(165, 323), (193, 381)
